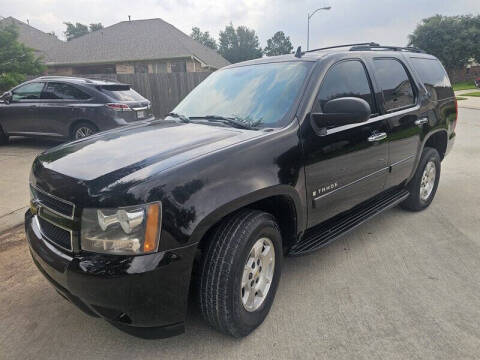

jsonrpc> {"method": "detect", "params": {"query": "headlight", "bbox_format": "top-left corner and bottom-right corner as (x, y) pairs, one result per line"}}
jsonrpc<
(81, 202), (161, 255)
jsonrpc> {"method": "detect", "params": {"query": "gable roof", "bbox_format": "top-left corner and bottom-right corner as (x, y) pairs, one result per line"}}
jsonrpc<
(57, 18), (229, 68)
(1, 17), (229, 69)
(0, 17), (64, 62)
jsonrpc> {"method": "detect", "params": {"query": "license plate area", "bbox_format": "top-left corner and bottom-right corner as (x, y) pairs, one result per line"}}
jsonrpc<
(136, 110), (145, 119)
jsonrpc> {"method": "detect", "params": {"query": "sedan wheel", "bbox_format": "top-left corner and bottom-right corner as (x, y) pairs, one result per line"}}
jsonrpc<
(74, 126), (95, 139)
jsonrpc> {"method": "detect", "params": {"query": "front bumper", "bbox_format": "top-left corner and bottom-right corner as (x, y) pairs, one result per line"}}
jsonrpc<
(25, 210), (196, 337)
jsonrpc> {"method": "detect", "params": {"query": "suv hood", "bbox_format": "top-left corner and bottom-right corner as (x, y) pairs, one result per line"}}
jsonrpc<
(37, 120), (260, 182)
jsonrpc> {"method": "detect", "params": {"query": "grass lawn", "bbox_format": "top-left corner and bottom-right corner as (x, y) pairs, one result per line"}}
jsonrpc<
(453, 81), (476, 91)
(456, 97), (467, 100)
(461, 92), (480, 97)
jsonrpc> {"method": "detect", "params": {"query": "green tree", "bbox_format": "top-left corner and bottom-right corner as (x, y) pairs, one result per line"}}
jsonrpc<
(264, 31), (293, 56)
(64, 22), (103, 41)
(89, 23), (103, 32)
(190, 27), (217, 50)
(0, 24), (45, 92)
(218, 23), (263, 63)
(409, 15), (480, 70)
(64, 22), (89, 40)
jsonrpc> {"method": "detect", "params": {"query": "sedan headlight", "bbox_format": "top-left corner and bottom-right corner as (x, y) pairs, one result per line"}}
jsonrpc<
(81, 202), (161, 255)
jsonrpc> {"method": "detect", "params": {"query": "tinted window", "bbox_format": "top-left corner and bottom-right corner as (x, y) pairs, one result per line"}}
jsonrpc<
(99, 86), (145, 101)
(42, 82), (90, 100)
(373, 59), (415, 111)
(173, 61), (312, 127)
(410, 57), (454, 100)
(12, 82), (44, 101)
(314, 60), (374, 113)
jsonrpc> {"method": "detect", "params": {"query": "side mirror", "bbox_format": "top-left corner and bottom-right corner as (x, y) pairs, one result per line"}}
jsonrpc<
(0, 91), (12, 104)
(311, 97), (371, 129)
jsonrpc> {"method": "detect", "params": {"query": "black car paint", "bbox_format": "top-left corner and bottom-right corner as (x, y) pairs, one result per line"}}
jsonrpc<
(26, 50), (456, 336)
(0, 78), (153, 140)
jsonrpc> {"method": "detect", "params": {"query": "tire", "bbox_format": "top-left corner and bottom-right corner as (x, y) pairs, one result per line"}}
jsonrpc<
(71, 122), (98, 140)
(401, 147), (441, 211)
(199, 209), (283, 338)
(0, 126), (8, 145)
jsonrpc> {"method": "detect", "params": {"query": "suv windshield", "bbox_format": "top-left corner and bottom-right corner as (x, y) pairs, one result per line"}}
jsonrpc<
(172, 61), (312, 128)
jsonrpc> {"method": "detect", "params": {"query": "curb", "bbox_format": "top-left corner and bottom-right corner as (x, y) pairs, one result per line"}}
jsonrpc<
(0, 206), (27, 235)
(457, 105), (480, 110)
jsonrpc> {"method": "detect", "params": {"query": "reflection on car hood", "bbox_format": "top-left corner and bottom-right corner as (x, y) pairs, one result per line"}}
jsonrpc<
(37, 120), (259, 181)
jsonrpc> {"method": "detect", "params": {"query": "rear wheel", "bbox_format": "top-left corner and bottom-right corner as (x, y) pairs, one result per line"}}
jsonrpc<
(401, 147), (441, 211)
(71, 122), (97, 140)
(199, 209), (282, 338)
(0, 126), (8, 145)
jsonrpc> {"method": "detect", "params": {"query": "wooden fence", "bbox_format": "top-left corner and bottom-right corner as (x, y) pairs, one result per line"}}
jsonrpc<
(115, 72), (212, 117)
(31, 72), (213, 117)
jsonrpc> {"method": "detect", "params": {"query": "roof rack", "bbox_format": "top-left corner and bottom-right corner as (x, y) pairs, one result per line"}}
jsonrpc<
(305, 42), (380, 54)
(349, 44), (425, 53)
(293, 42), (424, 58)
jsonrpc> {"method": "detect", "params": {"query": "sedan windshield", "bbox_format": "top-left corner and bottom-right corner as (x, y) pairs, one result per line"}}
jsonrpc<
(172, 61), (312, 128)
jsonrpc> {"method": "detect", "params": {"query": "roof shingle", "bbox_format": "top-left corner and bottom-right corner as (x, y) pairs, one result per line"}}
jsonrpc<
(1, 17), (229, 69)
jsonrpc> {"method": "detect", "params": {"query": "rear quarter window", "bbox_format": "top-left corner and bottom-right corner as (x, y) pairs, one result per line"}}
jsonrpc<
(410, 57), (454, 100)
(373, 58), (415, 112)
(98, 85), (145, 101)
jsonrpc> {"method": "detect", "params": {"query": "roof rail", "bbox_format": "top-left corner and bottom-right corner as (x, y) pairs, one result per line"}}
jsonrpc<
(350, 44), (425, 53)
(305, 42), (379, 54)
(292, 42), (425, 58)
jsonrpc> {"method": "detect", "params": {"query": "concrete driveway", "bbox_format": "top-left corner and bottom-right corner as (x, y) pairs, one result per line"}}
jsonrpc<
(1, 109), (480, 360)
(0, 137), (58, 232)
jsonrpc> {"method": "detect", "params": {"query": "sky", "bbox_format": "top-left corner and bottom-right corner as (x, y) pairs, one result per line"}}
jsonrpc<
(1, 0), (480, 50)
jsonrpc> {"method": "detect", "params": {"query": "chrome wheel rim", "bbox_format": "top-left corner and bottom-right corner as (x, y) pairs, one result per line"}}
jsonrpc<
(420, 160), (436, 201)
(241, 237), (275, 312)
(75, 127), (94, 139)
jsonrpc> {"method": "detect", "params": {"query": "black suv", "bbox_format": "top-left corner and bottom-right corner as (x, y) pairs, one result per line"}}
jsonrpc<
(25, 44), (457, 339)
(0, 76), (153, 143)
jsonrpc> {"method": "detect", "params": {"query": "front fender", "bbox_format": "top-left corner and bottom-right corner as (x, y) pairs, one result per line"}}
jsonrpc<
(188, 184), (303, 245)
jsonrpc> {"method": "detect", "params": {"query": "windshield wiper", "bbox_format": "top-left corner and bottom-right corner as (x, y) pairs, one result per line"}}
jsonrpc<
(190, 115), (256, 129)
(166, 112), (190, 123)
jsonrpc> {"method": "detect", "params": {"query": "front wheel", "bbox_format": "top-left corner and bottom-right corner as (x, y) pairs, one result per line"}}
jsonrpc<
(199, 209), (283, 338)
(401, 147), (441, 211)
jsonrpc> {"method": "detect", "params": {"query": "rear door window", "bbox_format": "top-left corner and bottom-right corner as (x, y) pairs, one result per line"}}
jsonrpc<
(373, 58), (415, 112)
(314, 60), (376, 114)
(98, 85), (145, 101)
(12, 82), (45, 101)
(410, 57), (454, 100)
(42, 82), (91, 100)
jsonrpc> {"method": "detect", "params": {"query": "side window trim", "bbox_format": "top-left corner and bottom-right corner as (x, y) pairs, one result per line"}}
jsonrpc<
(41, 82), (92, 101)
(372, 56), (418, 114)
(313, 58), (378, 116)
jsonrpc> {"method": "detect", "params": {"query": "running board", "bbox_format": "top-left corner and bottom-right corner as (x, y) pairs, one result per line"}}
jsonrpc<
(288, 188), (410, 256)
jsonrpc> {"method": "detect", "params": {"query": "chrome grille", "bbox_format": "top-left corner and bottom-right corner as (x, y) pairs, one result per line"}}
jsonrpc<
(37, 216), (73, 251)
(31, 185), (75, 219)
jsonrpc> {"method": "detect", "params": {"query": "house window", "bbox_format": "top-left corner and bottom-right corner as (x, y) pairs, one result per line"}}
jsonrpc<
(171, 61), (187, 72)
(135, 63), (148, 73)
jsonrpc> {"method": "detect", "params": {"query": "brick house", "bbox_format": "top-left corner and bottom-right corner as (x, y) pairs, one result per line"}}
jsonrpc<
(1, 17), (229, 75)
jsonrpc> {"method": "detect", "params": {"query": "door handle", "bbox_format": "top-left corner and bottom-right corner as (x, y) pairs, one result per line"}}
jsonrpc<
(414, 118), (429, 126)
(368, 132), (387, 142)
